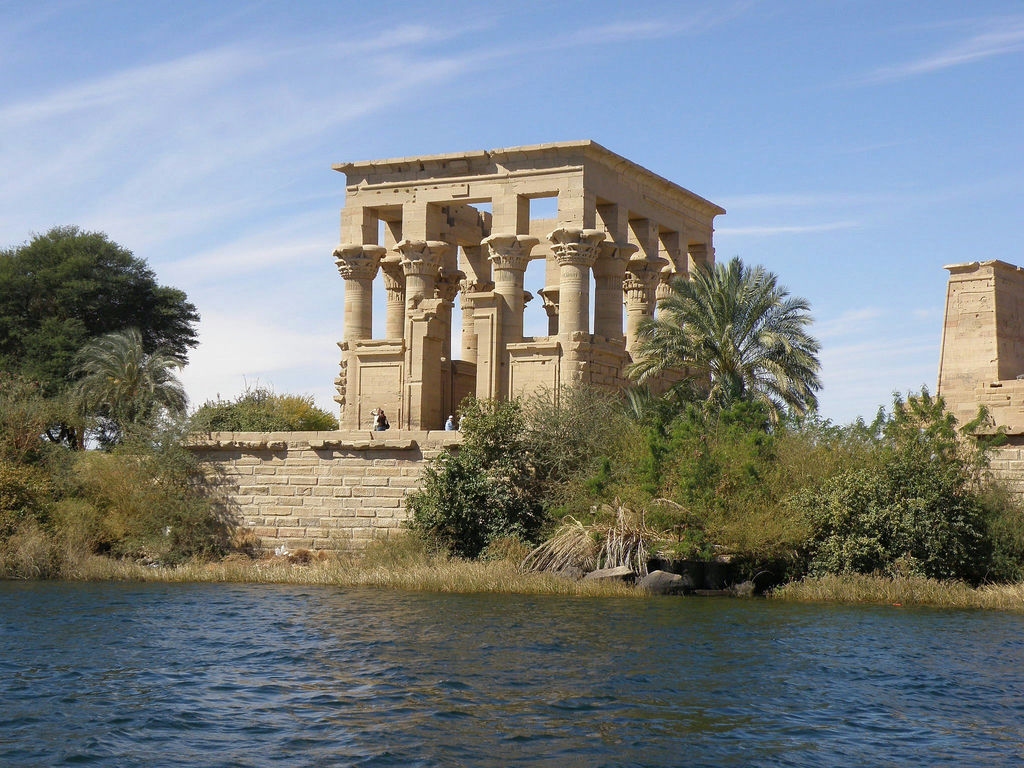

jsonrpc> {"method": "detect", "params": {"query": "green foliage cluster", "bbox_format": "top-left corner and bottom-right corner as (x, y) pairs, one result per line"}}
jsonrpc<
(406, 388), (633, 559)
(75, 328), (189, 448)
(0, 227), (199, 448)
(412, 377), (1024, 588)
(0, 229), (232, 577)
(0, 226), (198, 397)
(64, 430), (231, 564)
(0, 371), (231, 576)
(628, 256), (821, 422)
(407, 398), (544, 558)
(191, 385), (339, 432)
(794, 391), (1023, 583)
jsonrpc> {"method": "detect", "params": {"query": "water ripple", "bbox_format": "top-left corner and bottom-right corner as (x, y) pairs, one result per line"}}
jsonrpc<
(2, 583), (1024, 766)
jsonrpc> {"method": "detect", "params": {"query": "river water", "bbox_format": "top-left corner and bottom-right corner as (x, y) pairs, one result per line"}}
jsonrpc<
(2, 582), (1023, 767)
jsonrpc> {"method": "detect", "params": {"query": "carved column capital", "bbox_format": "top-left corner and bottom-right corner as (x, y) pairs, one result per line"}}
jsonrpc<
(459, 278), (495, 295)
(435, 267), (465, 306)
(624, 257), (667, 310)
(548, 227), (606, 267)
(623, 276), (651, 305)
(333, 244), (386, 280)
(483, 233), (540, 272)
(539, 287), (560, 316)
(396, 239), (449, 277)
(380, 254), (406, 292)
(625, 255), (668, 283)
(656, 266), (675, 303)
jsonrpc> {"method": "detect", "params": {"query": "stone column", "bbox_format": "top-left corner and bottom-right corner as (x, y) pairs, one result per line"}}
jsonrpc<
(459, 279), (493, 365)
(380, 254), (406, 340)
(539, 288), (559, 336)
(483, 234), (539, 345)
(436, 267), (464, 360)
(624, 256), (667, 356)
(688, 242), (710, 275)
(396, 239), (448, 309)
(656, 266), (675, 308)
(435, 267), (464, 421)
(334, 244), (386, 342)
(593, 241), (637, 340)
(548, 228), (605, 338)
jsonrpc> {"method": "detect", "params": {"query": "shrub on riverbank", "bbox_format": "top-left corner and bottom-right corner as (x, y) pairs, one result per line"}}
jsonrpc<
(0, 391), (231, 577)
(406, 388), (633, 558)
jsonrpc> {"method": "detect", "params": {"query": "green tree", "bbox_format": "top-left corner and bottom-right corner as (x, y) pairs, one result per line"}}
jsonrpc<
(0, 226), (199, 401)
(190, 385), (339, 432)
(75, 328), (187, 448)
(628, 257), (821, 423)
(407, 398), (544, 558)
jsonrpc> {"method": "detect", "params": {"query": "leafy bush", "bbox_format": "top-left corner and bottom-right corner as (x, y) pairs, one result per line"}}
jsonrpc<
(0, 459), (52, 539)
(68, 427), (231, 564)
(0, 372), (66, 464)
(191, 385), (338, 432)
(407, 398), (544, 558)
(794, 391), (999, 583)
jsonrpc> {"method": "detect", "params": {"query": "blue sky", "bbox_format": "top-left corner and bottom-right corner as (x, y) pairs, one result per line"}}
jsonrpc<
(2, 0), (1022, 425)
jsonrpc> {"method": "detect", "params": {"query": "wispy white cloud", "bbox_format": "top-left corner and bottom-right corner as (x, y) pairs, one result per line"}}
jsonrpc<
(817, 332), (940, 421)
(0, 23), (481, 249)
(0, 46), (258, 128)
(859, 16), (1024, 84)
(716, 221), (858, 237)
(814, 307), (886, 341)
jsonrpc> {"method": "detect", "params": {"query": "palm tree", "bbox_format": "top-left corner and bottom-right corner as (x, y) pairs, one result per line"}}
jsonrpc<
(627, 257), (821, 423)
(75, 328), (187, 446)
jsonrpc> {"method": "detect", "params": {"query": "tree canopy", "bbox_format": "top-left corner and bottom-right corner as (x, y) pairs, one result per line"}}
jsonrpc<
(628, 256), (821, 423)
(0, 226), (199, 397)
(75, 328), (188, 448)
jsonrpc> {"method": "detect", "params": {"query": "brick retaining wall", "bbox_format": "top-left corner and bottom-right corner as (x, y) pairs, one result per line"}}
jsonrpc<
(188, 430), (461, 552)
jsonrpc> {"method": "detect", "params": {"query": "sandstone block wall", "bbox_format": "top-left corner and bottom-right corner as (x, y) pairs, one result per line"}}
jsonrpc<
(986, 443), (1024, 497)
(188, 430), (461, 552)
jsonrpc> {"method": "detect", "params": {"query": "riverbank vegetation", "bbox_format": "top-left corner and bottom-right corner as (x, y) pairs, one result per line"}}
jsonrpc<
(405, 259), (1024, 606)
(6, 237), (1024, 612)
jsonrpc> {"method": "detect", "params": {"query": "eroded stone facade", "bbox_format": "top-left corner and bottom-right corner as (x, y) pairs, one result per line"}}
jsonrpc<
(331, 141), (725, 430)
(938, 260), (1024, 432)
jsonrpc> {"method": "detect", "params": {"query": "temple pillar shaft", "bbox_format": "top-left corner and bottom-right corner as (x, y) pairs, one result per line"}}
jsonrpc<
(593, 241), (637, 339)
(334, 244), (386, 342)
(624, 256), (666, 356)
(460, 279), (493, 365)
(381, 255), (406, 340)
(549, 228), (605, 338)
(484, 234), (539, 345)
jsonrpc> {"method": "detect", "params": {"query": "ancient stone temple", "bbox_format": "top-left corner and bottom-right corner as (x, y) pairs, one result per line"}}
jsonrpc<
(331, 141), (725, 430)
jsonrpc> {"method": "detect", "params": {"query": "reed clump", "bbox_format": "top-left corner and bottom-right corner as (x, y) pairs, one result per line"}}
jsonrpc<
(773, 573), (1024, 611)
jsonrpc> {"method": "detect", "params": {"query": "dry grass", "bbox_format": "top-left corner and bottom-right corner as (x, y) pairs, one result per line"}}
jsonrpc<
(14, 530), (1024, 610)
(51, 536), (641, 598)
(773, 573), (1024, 612)
(522, 504), (658, 576)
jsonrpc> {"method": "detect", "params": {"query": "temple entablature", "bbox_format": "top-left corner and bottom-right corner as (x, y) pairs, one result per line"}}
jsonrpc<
(330, 141), (724, 429)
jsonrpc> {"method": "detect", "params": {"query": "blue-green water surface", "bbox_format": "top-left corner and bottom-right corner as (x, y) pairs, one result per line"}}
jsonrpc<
(2, 582), (1023, 766)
